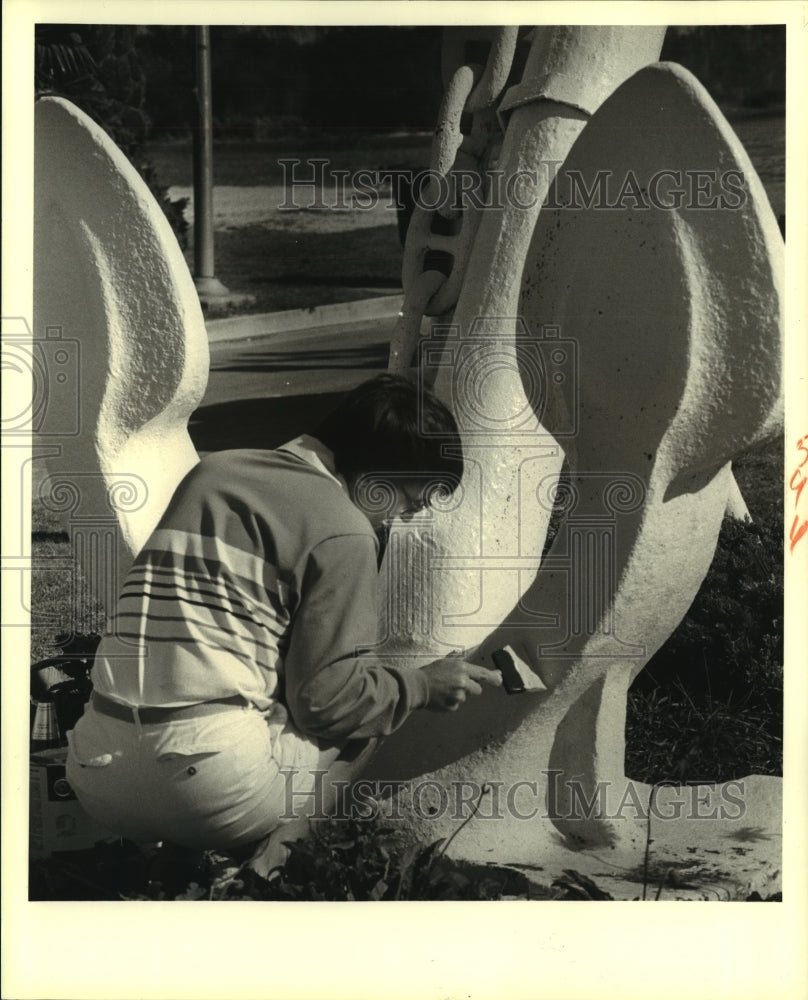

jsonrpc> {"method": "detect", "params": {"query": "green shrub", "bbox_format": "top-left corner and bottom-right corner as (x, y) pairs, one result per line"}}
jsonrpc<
(35, 25), (188, 249)
(232, 815), (532, 902)
(627, 513), (783, 783)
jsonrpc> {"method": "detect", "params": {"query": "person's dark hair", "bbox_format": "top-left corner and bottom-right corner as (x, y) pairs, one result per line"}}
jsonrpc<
(313, 373), (463, 494)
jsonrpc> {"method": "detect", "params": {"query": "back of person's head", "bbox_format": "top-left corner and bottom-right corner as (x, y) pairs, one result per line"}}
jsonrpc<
(313, 373), (463, 494)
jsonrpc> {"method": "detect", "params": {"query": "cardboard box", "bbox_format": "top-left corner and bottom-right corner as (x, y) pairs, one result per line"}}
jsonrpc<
(29, 747), (117, 858)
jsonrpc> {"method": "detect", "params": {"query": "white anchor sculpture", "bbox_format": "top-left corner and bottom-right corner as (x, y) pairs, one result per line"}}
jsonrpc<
(32, 26), (783, 896)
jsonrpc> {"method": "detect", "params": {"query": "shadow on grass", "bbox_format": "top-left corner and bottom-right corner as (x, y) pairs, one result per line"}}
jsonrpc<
(189, 224), (405, 315)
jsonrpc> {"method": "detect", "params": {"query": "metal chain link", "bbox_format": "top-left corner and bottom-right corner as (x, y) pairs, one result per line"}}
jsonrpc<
(388, 270), (446, 372)
(395, 27), (519, 356)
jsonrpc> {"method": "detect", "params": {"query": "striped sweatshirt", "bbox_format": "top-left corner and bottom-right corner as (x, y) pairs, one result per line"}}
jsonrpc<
(90, 438), (430, 741)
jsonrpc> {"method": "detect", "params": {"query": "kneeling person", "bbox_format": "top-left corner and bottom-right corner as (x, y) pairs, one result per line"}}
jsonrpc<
(67, 374), (500, 856)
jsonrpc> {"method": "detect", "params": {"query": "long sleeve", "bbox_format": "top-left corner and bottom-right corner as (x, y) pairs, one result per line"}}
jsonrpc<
(282, 533), (430, 741)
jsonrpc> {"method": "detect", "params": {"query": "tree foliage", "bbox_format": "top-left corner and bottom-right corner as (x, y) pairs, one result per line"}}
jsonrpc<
(34, 24), (188, 247)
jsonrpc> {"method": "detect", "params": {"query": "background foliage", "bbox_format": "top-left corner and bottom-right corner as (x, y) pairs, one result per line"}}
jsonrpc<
(37, 24), (785, 136)
(35, 24), (189, 246)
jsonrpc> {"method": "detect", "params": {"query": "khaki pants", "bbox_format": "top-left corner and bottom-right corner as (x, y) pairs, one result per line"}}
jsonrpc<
(66, 700), (353, 850)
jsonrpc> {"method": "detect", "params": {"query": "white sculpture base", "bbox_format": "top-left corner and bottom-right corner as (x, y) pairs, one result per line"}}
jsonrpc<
(370, 773), (782, 900)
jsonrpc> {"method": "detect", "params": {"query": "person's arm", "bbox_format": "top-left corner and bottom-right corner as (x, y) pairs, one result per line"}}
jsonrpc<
(281, 534), (502, 741)
(282, 533), (428, 741)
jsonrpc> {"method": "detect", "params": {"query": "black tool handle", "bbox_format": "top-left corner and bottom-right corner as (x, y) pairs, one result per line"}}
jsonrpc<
(491, 648), (526, 695)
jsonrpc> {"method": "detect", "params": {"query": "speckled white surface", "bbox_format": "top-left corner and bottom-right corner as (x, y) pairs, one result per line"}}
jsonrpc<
(34, 97), (209, 601)
(370, 57), (783, 887)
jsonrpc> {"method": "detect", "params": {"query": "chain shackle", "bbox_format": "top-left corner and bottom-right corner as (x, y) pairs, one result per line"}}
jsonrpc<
(469, 28), (520, 112)
(388, 270), (447, 372)
(429, 63), (481, 223)
(398, 27), (518, 324)
(441, 26), (519, 110)
(430, 64), (477, 177)
(401, 188), (485, 318)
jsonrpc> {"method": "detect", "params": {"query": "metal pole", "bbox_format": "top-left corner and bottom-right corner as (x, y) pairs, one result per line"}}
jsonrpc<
(193, 25), (229, 296)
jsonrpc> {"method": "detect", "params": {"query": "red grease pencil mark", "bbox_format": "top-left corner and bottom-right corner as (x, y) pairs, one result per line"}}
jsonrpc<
(788, 434), (808, 554)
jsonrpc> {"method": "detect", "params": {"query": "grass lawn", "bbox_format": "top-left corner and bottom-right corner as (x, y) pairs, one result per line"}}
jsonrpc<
(146, 129), (435, 189)
(147, 130), (434, 314)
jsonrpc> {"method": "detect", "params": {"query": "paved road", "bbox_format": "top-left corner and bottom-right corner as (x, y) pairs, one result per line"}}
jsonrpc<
(205, 313), (395, 405)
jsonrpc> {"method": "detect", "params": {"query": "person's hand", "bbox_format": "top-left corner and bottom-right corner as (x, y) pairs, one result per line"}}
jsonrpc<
(422, 658), (502, 712)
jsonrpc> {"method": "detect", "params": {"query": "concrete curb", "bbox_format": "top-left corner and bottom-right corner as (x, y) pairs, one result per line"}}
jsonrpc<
(205, 294), (404, 345)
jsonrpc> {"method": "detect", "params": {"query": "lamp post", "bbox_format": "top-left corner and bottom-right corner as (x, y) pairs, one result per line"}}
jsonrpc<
(193, 25), (230, 299)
